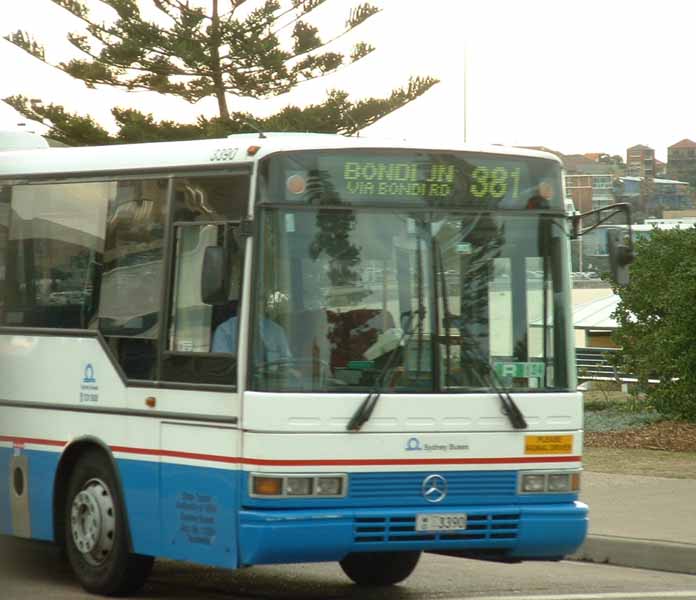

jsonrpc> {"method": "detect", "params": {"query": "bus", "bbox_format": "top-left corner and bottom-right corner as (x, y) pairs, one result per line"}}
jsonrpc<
(1, 132), (591, 595)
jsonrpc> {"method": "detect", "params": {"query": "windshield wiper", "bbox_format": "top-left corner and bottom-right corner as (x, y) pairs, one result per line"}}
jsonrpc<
(471, 350), (528, 429)
(346, 310), (418, 432)
(433, 239), (527, 430)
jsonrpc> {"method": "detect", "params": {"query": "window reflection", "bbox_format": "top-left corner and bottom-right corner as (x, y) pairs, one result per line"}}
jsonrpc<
(251, 209), (571, 393)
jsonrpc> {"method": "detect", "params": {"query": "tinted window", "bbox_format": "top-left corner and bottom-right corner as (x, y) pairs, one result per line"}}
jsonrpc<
(2, 181), (109, 328)
(99, 179), (168, 337)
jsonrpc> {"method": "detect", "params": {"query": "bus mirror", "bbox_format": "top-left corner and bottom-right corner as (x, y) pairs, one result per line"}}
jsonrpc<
(607, 228), (634, 286)
(201, 246), (230, 304)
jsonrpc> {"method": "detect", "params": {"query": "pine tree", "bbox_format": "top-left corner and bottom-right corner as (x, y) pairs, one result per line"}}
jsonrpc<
(4, 1), (438, 145)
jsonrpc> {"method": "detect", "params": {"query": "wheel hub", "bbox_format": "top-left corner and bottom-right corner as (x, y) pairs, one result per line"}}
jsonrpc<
(70, 478), (116, 566)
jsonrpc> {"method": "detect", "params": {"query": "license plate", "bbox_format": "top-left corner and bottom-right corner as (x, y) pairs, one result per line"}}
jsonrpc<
(415, 513), (468, 532)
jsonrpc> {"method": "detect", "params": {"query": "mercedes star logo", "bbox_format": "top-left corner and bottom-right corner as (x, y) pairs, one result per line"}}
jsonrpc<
(422, 474), (447, 503)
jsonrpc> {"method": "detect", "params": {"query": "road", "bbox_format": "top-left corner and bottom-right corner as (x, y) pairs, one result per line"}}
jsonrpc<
(2, 537), (695, 600)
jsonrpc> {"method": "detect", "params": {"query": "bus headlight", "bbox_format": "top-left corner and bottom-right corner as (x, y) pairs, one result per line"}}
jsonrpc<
(286, 477), (313, 496)
(316, 477), (343, 496)
(250, 474), (347, 498)
(548, 473), (571, 492)
(519, 471), (581, 494)
(521, 474), (546, 492)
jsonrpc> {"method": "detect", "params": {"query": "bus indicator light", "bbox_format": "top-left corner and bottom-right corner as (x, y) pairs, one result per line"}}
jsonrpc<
(252, 476), (283, 496)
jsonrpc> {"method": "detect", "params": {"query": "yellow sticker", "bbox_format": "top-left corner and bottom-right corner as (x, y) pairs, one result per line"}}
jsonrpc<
(524, 435), (574, 455)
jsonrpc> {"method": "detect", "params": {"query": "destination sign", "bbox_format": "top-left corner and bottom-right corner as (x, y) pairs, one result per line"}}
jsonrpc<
(342, 161), (457, 199)
(265, 150), (563, 210)
(340, 159), (528, 203)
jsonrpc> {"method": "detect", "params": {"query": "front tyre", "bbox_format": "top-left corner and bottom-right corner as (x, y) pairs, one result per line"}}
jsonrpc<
(339, 551), (421, 586)
(64, 450), (153, 596)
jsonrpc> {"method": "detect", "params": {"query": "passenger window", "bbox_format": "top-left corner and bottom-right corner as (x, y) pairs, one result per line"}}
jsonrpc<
(1, 181), (109, 328)
(174, 175), (248, 222)
(97, 179), (168, 381)
(99, 179), (168, 337)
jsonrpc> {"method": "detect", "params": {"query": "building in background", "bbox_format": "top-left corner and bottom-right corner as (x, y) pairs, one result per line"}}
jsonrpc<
(655, 159), (667, 177)
(565, 174), (593, 213)
(667, 139), (696, 188)
(626, 144), (655, 178)
(614, 176), (690, 218)
(565, 173), (616, 213)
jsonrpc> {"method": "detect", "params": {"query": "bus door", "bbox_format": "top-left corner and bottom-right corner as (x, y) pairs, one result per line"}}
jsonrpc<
(158, 219), (244, 568)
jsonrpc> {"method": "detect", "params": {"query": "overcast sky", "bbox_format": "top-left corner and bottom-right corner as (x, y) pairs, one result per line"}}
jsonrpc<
(1, 0), (695, 160)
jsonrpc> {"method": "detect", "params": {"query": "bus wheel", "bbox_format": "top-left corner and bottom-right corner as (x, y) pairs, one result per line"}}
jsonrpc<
(64, 450), (153, 596)
(339, 551), (421, 586)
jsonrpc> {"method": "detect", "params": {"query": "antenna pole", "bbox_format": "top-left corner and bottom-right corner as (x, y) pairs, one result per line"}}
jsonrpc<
(463, 42), (468, 144)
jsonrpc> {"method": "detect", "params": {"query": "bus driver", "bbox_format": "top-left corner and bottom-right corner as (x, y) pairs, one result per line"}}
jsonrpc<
(211, 308), (291, 362)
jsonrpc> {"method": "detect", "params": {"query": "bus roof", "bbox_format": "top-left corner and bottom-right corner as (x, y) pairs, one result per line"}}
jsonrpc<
(0, 132), (562, 179)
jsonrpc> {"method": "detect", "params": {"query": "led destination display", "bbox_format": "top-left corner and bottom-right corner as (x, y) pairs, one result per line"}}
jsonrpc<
(341, 160), (526, 202)
(342, 161), (457, 199)
(266, 150), (563, 210)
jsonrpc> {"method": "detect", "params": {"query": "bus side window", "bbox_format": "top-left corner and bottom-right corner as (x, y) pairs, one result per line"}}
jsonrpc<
(1, 181), (107, 329)
(98, 179), (168, 380)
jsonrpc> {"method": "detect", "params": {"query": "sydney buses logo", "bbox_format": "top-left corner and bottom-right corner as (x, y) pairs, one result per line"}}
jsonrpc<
(405, 437), (469, 452)
(80, 363), (99, 403)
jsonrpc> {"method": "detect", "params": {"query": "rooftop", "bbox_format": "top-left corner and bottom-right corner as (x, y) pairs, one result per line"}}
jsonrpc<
(669, 138), (696, 149)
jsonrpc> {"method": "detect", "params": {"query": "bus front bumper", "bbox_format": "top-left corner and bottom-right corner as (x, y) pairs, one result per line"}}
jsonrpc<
(238, 501), (588, 565)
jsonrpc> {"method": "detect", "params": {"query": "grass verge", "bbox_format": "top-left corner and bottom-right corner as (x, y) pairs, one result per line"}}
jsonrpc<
(583, 447), (696, 479)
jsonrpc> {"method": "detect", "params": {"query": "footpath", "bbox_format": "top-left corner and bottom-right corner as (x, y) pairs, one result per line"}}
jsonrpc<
(570, 471), (696, 575)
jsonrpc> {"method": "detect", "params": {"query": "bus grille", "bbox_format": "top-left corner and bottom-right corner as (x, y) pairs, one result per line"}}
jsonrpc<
(353, 512), (520, 544)
(349, 471), (518, 504)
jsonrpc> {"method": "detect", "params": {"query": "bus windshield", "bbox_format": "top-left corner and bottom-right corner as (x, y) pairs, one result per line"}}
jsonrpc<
(251, 151), (573, 393)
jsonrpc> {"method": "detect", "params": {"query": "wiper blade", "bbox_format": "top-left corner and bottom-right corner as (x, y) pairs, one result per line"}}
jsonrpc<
(484, 362), (528, 429)
(433, 238), (526, 430)
(346, 311), (419, 432)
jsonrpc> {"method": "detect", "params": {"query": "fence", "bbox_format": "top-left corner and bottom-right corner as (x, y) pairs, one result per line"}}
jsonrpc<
(575, 347), (638, 383)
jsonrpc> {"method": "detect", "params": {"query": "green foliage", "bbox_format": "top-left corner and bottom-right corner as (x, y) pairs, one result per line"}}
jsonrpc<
(5, 76), (437, 146)
(4, 31), (45, 61)
(3, 95), (112, 146)
(6, 0), (439, 144)
(584, 408), (662, 432)
(13, 0), (385, 112)
(612, 227), (696, 421)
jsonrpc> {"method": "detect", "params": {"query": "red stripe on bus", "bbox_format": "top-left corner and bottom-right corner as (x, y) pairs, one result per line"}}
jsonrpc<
(1, 435), (581, 467)
(237, 456), (582, 467)
(0, 436), (65, 447)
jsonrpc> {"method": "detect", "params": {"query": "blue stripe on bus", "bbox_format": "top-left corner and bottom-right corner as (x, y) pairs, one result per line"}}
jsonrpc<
(0, 447), (587, 567)
(26, 449), (60, 540)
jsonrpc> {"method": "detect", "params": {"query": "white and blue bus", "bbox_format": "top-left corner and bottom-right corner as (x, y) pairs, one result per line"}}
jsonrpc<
(1, 132), (590, 595)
